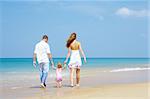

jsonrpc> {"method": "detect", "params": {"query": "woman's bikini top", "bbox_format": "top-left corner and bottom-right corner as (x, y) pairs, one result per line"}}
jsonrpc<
(70, 41), (80, 50)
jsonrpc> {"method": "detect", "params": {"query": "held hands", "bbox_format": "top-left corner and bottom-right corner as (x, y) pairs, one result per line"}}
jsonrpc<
(64, 59), (68, 64)
(52, 65), (56, 70)
(33, 61), (36, 68)
(63, 63), (67, 68)
(51, 61), (55, 68)
(51, 61), (56, 70)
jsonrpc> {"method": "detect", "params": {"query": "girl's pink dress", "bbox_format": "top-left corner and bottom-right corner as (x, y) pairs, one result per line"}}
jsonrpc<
(56, 69), (62, 82)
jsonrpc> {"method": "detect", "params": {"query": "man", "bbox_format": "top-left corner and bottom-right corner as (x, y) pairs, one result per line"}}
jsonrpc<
(33, 35), (54, 88)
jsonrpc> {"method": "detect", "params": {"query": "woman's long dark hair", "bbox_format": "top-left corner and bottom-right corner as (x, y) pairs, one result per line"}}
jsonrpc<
(66, 33), (76, 48)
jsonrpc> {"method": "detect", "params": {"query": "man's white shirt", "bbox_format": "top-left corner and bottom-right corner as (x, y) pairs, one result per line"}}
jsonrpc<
(34, 40), (51, 64)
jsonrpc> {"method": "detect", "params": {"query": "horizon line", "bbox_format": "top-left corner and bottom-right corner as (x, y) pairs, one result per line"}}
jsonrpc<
(0, 57), (150, 59)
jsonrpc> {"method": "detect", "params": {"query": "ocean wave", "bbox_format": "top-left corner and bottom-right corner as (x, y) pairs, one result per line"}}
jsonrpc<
(2, 72), (37, 74)
(110, 67), (150, 72)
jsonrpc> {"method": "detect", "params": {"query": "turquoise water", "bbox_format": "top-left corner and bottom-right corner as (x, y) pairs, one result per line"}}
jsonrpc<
(0, 58), (149, 72)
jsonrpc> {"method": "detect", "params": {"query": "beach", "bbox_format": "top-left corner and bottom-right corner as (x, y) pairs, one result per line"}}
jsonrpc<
(0, 67), (150, 99)
(1, 1), (149, 99)
(27, 83), (149, 99)
(0, 58), (150, 99)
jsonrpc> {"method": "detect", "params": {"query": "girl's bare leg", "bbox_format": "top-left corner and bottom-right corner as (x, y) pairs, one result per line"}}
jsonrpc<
(56, 81), (59, 88)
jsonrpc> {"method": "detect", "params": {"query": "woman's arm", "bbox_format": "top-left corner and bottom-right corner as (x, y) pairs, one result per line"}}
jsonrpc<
(79, 43), (87, 63)
(64, 48), (71, 64)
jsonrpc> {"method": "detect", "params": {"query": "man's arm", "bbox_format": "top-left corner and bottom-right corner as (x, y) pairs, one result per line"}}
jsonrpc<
(46, 44), (54, 67)
(33, 53), (37, 68)
(33, 53), (36, 62)
(47, 53), (54, 67)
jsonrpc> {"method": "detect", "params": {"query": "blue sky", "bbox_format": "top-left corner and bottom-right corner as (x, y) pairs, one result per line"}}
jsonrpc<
(0, 0), (149, 58)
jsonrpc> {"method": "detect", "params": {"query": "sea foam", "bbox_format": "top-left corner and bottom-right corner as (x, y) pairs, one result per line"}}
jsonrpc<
(110, 67), (150, 72)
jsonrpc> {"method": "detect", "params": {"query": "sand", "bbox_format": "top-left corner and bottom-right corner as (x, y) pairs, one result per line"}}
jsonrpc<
(18, 83), (150, 99)
(0, 68), (149, 99)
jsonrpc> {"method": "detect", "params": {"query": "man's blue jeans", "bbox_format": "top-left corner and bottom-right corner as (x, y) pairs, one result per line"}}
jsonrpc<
(39, 62), (49, 84)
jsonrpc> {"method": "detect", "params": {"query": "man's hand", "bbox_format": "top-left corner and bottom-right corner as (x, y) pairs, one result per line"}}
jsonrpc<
(33, 61), (36, 68)
(52, 63), (54, 68)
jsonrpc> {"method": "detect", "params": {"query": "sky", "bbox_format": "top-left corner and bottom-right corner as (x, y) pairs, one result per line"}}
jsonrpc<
(0, 0), (149, 58)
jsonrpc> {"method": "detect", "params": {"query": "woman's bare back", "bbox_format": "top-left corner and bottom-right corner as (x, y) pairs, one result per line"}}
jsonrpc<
(70, 40), (80, 50)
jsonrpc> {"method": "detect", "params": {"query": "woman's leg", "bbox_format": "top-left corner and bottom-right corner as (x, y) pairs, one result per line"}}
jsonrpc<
(70, 68), (74, 86)
(76, 67), (80, 86)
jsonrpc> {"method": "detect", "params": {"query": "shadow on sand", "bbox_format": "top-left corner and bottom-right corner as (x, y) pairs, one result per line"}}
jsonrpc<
(30, 84), (73, 89)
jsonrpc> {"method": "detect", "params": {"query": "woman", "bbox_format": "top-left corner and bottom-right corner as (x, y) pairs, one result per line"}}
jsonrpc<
(64, 33), (86, 87)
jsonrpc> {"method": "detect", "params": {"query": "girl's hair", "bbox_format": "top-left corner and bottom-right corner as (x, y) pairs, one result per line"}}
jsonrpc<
(66, 33), (76, 48)
(57, 62), (62, 68)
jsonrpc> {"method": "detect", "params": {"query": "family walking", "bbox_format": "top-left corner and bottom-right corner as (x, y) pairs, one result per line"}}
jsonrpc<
(33, 33), (86, 88)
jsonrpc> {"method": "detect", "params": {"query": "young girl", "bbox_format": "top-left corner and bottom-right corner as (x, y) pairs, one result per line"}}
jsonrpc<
(53, 62), (66, 88)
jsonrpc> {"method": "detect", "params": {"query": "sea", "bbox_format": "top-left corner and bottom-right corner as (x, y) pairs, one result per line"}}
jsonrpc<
(0, 58), (150, 91)
(0, 58), (150, 73)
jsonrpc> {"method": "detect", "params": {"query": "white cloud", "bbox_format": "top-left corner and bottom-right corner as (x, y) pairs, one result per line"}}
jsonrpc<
(116, 7), (149, 17)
